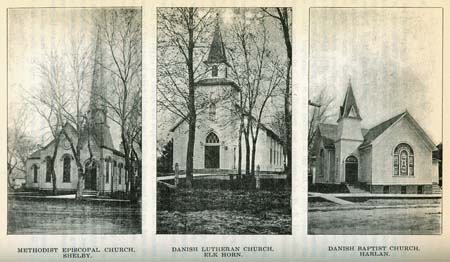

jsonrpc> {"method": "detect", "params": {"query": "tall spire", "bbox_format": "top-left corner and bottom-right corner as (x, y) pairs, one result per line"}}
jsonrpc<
(338, 79), (362, 120)
(204, 13), (228, 65)
(88, 26), (114, 149)
(90, 26), (106, 115)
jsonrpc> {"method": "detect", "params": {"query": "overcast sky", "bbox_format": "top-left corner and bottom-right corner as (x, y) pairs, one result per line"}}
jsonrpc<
(8, 8), (122, 148)
(310, 8), (442, 144)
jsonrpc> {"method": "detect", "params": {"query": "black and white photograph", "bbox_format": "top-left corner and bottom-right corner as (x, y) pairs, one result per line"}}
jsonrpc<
(308, 7), (443, 235)
(7, 7), (142, 234)
(156, 7), (292, 234)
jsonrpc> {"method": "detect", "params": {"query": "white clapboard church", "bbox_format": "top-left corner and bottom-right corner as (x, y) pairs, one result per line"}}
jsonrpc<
(312, 81), (440, 194)
(170, 19), (285, 174)
(25, 31), (130, 194)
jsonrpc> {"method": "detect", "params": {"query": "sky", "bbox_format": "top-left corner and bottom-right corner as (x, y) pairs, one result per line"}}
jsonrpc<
(8, 8), (122, 148)
(310, 8), (442, 144)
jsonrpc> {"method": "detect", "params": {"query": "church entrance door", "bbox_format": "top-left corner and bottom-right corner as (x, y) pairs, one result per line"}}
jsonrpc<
(345, 156), (358, 183)
(205, 146), (220, 168)
(205, 132), (220, 169)
(85, 162), (97, 190)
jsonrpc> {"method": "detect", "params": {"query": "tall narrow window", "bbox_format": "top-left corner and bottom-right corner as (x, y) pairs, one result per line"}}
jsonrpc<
(393, 143), (414, 176)
(119, 164), (123, 184)
(45, 157), (52, 182)
(209, 102), (216, 121)
(63, 155), (71, 183)
(106, 160), (110, 183)
(212, 65), (218, 77)
(33, 165), (38, 183)
(319, 149), (324, 177)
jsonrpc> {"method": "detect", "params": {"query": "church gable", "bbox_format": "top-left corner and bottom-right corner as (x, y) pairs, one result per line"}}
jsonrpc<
(361, 111), (436, 151)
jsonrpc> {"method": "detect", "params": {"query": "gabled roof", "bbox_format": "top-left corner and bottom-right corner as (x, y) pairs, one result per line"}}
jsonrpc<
(359, 111), (437, 150)
(28, 149), (41, 159)
(204, 17), (229, 65)
(338, 81), (362, 121)
(359, 112), (404, 148)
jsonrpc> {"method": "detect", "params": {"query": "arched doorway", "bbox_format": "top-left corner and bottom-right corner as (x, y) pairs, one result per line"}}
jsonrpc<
(345, 156), (358, 183)
(85, 160), (97, 190)
(205, 132), (220, 168)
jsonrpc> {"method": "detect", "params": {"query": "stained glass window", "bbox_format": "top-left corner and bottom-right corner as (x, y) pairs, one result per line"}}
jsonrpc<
(394, 143), (414, 176)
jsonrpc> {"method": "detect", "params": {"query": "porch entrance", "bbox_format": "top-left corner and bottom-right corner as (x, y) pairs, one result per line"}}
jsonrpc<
(345, 156), (358, 183)
(85, 161), (97, 190)
(205, 132), (220, 169)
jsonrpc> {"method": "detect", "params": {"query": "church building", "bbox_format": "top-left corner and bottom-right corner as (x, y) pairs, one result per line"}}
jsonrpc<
(25, 31), (129, 195)
(313, 81), (440, 194)
(170, 18), (285, 174)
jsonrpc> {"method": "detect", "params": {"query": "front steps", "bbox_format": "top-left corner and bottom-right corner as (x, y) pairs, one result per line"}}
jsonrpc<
(432, 184), (442, 194)
(82, 190), (98, 197)
(345, 183), (370, 194)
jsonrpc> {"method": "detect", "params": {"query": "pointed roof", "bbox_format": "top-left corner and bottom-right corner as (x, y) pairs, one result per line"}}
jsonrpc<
(204, 14), (229, 65)
(338, 80), (362, 121)
(358, 112), (405, 147)
(359, 111), (437, 150)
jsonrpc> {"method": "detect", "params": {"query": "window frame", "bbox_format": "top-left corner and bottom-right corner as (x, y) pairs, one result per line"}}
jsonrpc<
(393, 143), (414, 177)
(62, 155), (71, 183)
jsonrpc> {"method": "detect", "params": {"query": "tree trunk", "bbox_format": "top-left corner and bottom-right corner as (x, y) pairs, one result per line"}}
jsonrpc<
(50, 136), (61, 196)
(285, 61), (292, 187)
(244, 131), (250, 176)
(250, 139), (257, 176)
(185, 9), (196, 189)
(237, 121), (243, 176)
(75, 166), (84, 199)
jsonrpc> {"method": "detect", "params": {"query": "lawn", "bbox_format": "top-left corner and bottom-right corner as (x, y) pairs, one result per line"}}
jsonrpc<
(308, 198), (441, 235)
(8, 196), (141, 234)
(157, 188), (291, 234)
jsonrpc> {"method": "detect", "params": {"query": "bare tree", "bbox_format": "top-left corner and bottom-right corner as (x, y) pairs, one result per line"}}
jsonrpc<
(57, 34), (94, 200)
(261, 8), (292, 184)
(308, 88), (335, 151)
(96, 9), (142, 201)
(7, 104), (38, 189)
(157, 8), (214, 188)
(228, 9), (284, 176)
(28, 50), (68, 195)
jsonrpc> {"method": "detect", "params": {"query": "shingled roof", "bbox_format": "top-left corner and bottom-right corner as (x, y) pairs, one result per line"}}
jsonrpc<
(359, 112), (405, 148)
(204, 17), (229, 65)
(338, 81), (362, 121)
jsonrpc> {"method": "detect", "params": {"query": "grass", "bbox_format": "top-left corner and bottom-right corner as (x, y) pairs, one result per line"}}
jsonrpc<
(157, 187), (291, 234)
(8, 196), (141, 234)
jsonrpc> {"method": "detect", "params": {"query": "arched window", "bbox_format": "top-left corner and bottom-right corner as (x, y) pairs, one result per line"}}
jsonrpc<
(206, 132), (219, 144)
(32, 164), (39, 183)
(45, 157), (52, 182)
(212, 65), (218, 77)
(63, 155), (71, 183)
(394, 143), (414, 176)
(209, 103), (216, 121)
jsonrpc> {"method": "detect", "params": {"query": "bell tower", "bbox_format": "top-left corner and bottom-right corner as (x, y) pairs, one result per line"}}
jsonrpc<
(335, 79), (364, 183)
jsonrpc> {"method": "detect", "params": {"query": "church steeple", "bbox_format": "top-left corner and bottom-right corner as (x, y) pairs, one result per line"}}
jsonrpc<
(89, 27), (107, 123)
(205, 14), (229, 66)
(87, 26), (114, 149)
(338, 79), (362, 121)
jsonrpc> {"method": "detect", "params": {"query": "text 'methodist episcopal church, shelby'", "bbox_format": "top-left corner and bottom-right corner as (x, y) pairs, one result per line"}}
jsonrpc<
(170, 19), (285, 174)
(25, 31), (130, 194)
(312, 81), (440, 194)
